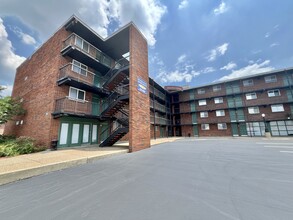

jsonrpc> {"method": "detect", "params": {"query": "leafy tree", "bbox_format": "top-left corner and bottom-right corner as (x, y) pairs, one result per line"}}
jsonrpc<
(0, 86), (25, 124)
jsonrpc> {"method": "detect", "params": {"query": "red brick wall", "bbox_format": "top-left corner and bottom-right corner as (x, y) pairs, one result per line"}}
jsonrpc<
(4, 27), (71, 146)
(128, 25), (150, 152)
(181, 125), (193, 137)
(198, 123), (232, 136)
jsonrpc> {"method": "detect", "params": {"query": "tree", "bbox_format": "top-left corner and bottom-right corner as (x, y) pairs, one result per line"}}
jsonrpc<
(0, 86), (25, 124)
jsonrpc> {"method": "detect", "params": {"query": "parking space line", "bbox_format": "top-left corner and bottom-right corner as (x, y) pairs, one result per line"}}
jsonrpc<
(280, 151), (293, 154)
(256, 142), (293, 145)
(263, 146), (293, 148)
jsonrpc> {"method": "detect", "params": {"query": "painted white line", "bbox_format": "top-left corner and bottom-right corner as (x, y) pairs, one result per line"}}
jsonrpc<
(256, 142), (293, 145)
(280, 151), (293, 154)
(263, 146), (293, 149)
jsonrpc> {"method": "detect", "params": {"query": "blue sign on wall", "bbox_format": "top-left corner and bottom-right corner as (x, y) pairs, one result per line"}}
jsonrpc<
(137, 77), (148, 94)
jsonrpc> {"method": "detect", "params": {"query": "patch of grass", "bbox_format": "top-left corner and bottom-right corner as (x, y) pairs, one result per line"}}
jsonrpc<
(0, 136), (46, 157)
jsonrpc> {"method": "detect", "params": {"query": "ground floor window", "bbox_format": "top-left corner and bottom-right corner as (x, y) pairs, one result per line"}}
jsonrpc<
(201, 124), (210, 130)
(218, 123), (227, 130)
(270, 120), (293, 136)
(58, 119), (100, 147)
(246, 122), (265, 136)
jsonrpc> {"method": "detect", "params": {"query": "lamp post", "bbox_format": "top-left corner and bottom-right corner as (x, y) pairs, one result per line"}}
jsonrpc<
(262, 113), (270, 137)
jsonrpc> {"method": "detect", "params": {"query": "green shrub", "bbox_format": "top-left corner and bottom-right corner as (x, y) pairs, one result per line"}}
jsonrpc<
(0, 136), (46, 157)
(0, 135), (15, 143)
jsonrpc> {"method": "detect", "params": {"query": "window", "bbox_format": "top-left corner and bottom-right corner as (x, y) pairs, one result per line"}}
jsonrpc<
(265, 75), (277, 83)
(268, 90), (281, 97)
(271, 104), (284, 112)
(75, 36), (89, 52)
(243, 79), (254, 87)
(201, 124), (210, 130)
(246, 93), (257, 100)
(213, 85), (221, 92)
(72, 60), (88, 76)
(198, 88), (205, 94)
(200, 111), (208, 118)
(214, 97), (223, 104)
(248, 107), (260, 114)
(218, 123), (227, 130)
(198, 99), (207, 106)
(216, 110), (225, 117)
(69, 87), (85, 101)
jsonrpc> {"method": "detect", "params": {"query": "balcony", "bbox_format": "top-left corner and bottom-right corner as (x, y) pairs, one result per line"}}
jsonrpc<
(243, 96), (292, 107)
(150, 86), (166, 101)
(150, 101), (170, 113)
(61, 33), (115, 73)
(52, 97), (101, 118)
(57, 63), (108, 96)
(150, 116), (170, 125)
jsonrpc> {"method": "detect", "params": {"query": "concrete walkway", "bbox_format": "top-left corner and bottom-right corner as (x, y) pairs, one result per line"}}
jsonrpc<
(0, 137), (181, 185)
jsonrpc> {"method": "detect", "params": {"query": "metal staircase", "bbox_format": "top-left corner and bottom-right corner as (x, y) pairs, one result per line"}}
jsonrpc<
(99, 56), (130, 147)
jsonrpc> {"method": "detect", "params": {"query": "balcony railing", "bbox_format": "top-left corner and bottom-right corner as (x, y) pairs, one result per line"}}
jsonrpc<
(150, 86), (166, 100)
(150, 101), (170, 113)
(54, 97), (100, 116)
(59, 63), (106, 88)
(150, 116), (170, 125)
(63, 33), (115, 68)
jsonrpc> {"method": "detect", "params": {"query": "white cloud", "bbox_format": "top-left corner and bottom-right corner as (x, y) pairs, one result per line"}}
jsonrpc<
(159, 70), (195, 83)
(9, 26), (37, 45)
(214, 1), (228, 15)
(201, 67), (215, 73)
(156, 56), (200, 83)
(220, 62), (237, 70)
(251, 49), (262, 54)
(177, 54), (187, 64)
(178, 0), (189, 10)
(217, 43), (229, 55)
(0, 18), (26, 87)
(0, 85), (13, 97)
(270, 42), (280, 47)
(265, 32), (270, 38)
(149, 53), (164, 66)
(206, 43), (229, 61)
(217, 60), (274, 81)
(0, 0), (167, 46)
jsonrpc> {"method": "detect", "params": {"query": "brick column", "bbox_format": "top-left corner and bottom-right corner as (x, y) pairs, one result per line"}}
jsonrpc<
(129, 24), (150, 152)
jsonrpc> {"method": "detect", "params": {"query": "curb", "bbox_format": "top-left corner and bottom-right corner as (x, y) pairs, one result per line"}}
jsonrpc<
(0, 150), (128, 186)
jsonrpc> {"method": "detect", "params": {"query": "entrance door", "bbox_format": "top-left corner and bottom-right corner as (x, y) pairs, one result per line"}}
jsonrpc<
(193, 125), (198, 136)
(231, 123), (239, 136)
(160, 127), (165, 137)
(239, 123), (248, 136)
(100, 124), (109, 143)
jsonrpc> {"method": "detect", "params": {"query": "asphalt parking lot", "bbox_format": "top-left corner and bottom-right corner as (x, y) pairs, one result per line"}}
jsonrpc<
(1, 138), (293, 220)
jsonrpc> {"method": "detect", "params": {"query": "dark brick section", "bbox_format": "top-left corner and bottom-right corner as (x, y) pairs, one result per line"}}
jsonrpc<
(4, 27), (70, 146)
(129, 25), (150, 152)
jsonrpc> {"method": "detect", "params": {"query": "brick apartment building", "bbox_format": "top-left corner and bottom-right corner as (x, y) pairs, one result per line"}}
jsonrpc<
(165, 69), (293, 137)
(4, 16), (293, 150)
(4, 15), (150, 152)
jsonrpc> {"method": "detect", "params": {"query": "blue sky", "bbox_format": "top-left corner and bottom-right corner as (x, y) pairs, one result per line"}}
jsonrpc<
(1, 0), (293, 96)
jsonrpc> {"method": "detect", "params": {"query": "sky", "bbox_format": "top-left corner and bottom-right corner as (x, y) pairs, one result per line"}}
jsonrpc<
(1, 0), (293, 96)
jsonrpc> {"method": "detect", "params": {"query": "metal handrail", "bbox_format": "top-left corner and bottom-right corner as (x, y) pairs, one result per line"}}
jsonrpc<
(103, 55), (130, 81)
(63, 33), (114, 68)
